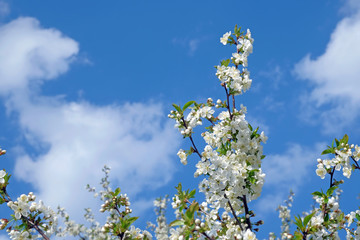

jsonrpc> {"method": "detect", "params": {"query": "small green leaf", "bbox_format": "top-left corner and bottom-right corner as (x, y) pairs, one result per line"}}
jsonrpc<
(114, 187), (121, 196)
(321, 148), (334, 155)
(172, 104), (182, 114)
(303, 212), (315, 228)
(341, 134), (349, 144)
(221, 59), (230, 67)
(189, 202), (199, 213)
(127, 216), (139, 226)
(356, 213), (360, 221)
(189, 189), (196, 198)
(326, 186), (337, 197)
(182, 101), (196, 111)
(311, 191), (324, 198)
(294, 232), (303, 240)
(185, 207), (195, 222)
(4, 174), (11, 183)
(175, 183), (182, 193)
(294, 215), (303, 230)
(324, 213), (329, 222)
(169, 219), (185, 227)
(251, 127), (259, 139)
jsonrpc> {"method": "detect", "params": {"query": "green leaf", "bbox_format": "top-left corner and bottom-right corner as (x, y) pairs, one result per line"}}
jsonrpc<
(189, 189), (196, 198)
(175, 183), (182, 193)
(303, 212), (315, 228)
(169, 219), (185, 227)
(294, 215), (303, 230)
(311, 191), (324, 198)
(294, 232), (303, 240)
(248, 123), (253, 131)
(114, 187), (121, 196)
(0, 197), (5, 204)
(182, 101), (196, 111)
(356, 213), (360, 221)
(189, 202), (199, 213)
(251, 127), (259, 139)
(321, 148), (334, 155)
(324, 213), (329, 222)
(326, 186), (337, 197)
(341, 134), (349, 144)
(4, 173), (11, 183)
(127, 216), (139, 226)
(185, 208), (195, 223)
(172, 104), (182, 114)
(221, 59), (230, 67)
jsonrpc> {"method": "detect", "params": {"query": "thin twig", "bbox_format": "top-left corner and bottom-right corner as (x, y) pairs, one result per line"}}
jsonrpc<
(23, 217), (50, 240)
(241, 195), (252, 231)
(330, 167), (336, 188)
(223, 85), (233, 120)
(224, 194), (243, 231)
(181, 117), (202, 159)
(351, 156), (360, 170)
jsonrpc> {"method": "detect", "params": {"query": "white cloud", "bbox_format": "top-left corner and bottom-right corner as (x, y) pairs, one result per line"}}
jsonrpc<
(294, 3), (360, 134)
(256, 142), (324, 213)
(0, 17), (78, 95)
(0, 17), (180, 223)
(10, 96), (180, 221)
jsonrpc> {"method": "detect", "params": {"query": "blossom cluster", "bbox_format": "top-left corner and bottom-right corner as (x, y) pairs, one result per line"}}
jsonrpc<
(168, 26), (266, 239)
(217, 28), (253, 95)
(276, 191), (294, 239)
(316, 135), (360, 179)
(6, 193), (58, 239)
(147, 196), (169, 240)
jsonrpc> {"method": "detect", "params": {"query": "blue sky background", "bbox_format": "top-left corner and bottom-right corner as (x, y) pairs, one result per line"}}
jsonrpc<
(1, 0), (360, 239)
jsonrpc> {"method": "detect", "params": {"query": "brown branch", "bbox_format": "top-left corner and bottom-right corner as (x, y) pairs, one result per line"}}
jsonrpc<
(23, 217), (50, 240)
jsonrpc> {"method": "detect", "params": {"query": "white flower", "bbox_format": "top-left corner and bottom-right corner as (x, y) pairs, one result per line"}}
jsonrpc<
(0, 170), (6, 184)
(177, 149), (187, 165)
(10, 201), (30, 219)
(343, 167), (352, 178)
(243, 229), (257, 240)
(220, 31), (231, 45)
(353, 145), (360, 161)
(316, 167), (327, 179)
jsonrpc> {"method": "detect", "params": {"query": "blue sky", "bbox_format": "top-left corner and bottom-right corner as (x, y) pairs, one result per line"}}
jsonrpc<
(1, 0), (360, 238)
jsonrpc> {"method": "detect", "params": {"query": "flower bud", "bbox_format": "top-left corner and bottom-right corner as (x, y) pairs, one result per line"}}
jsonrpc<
(195, 219), (201, 225)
